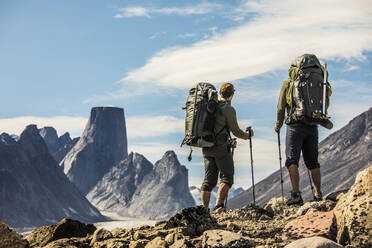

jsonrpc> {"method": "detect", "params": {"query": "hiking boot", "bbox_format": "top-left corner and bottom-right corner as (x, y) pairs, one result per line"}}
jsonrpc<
(312, 192), (323, 202)
(286, 191), (303, 206)
(212, 203), (225, 212)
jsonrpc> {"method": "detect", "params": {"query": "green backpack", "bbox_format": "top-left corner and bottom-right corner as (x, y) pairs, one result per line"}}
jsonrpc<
(285, 54), (333, 129)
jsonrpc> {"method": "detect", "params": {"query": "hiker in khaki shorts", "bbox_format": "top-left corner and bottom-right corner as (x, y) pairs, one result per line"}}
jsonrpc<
(201, 83), (253, 210)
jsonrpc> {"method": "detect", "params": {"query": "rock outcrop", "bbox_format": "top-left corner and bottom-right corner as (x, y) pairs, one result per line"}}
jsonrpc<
(5, 165), (371, 247)
(60, 107), (128, 195)
(127, 151), (195, 219)
(283, 209), (337, 241)
(333, 166), (371, 247)
(0, 125), (103, 228)
(0, 221), (29, 248)
(229, 107), (372, 208)
(39, 126), (79, 163)
(27, 218), (96, 248)
(87, 152), (153, 211)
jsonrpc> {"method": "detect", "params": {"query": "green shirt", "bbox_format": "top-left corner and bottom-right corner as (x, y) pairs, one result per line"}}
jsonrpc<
(276, 79), (290, 129)
(215, 99), (250, 142)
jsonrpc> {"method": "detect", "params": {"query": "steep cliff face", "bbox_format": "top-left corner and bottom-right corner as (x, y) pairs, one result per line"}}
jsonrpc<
(229, 107), (372, 208)
(0, 125), (103, 228)
(127, 151), (195, 219)
(39, 127), (79, 163)
(87, 152), (153, 211)
(87, 151), (195, 220)
(60, 107), (128, 195)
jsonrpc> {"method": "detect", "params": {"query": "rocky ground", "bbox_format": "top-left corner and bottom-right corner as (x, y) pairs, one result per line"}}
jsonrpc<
(1, 166), (371, 248)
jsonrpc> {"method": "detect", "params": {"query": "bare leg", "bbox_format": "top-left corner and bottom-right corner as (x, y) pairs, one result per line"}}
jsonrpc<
(310, 168), (321, 196)
(216, 182), (230, 206)
(201, 191), (211, 208)
(288, 164), (300, 192)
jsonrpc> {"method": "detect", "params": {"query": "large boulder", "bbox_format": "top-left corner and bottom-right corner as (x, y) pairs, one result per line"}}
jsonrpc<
(164, 206), (218, 238)
(282, 209), (337, 241)
(201, 230), (254, 248)
(333, 166), (372, 247)
(284, 236), (343, 248)
(27, 218), (96, 248)
(0, 221), (29, 248)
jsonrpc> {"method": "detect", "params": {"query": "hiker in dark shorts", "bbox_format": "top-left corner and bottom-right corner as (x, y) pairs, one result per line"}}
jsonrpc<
(201, 83), (253, 210)
(275, 79), (323, 205)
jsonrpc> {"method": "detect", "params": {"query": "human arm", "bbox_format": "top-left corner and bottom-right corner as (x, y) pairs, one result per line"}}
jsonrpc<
(275, 79), (289, 132)
(225, 107), (251, 140)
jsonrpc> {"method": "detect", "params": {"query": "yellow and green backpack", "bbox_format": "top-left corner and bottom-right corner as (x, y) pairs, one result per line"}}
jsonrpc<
(285, 54), (333, 129)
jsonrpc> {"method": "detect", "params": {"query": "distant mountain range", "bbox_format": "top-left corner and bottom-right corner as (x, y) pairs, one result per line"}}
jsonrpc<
(2, 106), (370, 229)
(228, 107), (372, 208)
(0, 125), (103, 228)
(0, 106), (195, 229)
(88, 151), (195, 219)
(39, 126), (79, 163)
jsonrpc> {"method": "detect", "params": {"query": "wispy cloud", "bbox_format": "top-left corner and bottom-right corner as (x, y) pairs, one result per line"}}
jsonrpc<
(177, 32), (197, 39)
(117, 0), (372, 89)
(114, 2), (223, 19)
(343, 65), (360, 72)
(126, 115), (184, 139)
(114, 6), (151, 18)
(150, 31), (167, 40)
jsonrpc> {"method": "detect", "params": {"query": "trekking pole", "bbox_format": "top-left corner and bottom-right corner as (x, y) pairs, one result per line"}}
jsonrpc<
(322, 63), (327, 116)
(246, 126), (256, 207)
(307, 169), (315, 197)
(277, 131), (285, 205)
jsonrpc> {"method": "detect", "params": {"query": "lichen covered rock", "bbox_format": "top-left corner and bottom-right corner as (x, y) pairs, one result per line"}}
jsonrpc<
(333, 166), (372, 247)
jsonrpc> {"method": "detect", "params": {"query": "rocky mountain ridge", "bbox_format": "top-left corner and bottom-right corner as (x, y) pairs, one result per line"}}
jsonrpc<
(88, 151), (195, 220)
(38, 126), (79, 163)
(3, 165), (370, 247)
(0, 125), (103, 229)
(228, 107), (372, 208)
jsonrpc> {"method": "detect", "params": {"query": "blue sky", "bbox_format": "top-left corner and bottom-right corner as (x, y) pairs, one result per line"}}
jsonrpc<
(1, 0), (371, 189)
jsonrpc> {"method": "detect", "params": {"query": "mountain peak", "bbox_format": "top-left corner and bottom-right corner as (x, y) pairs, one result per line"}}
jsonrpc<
(18, 124), (49, 156)
(61, 106), (128, 195)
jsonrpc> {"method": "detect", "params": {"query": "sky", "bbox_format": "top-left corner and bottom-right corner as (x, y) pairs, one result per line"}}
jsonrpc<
(1, 0), (371, 189)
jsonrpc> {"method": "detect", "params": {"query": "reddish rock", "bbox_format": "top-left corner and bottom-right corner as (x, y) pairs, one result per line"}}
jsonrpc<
(282, 209), (337, 241)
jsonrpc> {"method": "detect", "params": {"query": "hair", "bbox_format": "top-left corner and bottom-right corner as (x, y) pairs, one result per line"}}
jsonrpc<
(220, 83), (235, 99)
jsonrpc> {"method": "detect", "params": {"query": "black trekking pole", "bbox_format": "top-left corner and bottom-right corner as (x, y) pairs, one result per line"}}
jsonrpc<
(247, 126), (256, 207)
(277, 131), (285, 205)
(307, 169), (315, 198)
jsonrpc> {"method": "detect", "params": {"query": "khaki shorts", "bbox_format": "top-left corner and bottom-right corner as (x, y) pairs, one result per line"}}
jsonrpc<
(201, 143), (234, 191)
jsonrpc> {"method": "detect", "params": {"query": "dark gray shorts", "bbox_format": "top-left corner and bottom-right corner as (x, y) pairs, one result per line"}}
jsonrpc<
(285, 124), (320, 170)
(201, 143), (234, 191)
